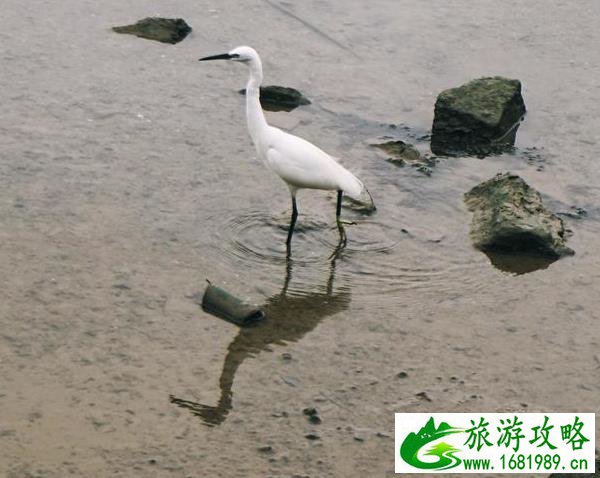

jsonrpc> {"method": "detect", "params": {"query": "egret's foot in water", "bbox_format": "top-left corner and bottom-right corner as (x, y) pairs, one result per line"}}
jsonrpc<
(336, 219), (347, 246)
(329, 224), (347, 260)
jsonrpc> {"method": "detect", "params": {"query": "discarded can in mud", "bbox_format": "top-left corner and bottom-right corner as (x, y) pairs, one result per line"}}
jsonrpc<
(201, 282), (264, 326)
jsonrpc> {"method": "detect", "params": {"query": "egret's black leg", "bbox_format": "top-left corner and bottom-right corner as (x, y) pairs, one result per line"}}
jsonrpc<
(336, 190), (347, 248)
(336, 190), (343, 218)
(286, 195), (298, 253)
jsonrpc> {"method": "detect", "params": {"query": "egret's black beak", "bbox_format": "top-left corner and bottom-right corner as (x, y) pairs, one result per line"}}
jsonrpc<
(199, 53), (236, 61)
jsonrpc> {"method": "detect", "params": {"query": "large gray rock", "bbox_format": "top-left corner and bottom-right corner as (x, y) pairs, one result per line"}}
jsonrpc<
(431, 77), (526, 156)
(113, 18), (192, 44)
(464, 173), (574, 258)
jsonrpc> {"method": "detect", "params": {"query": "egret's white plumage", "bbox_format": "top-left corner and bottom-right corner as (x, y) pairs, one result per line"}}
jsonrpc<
(199, 46), (373, 249)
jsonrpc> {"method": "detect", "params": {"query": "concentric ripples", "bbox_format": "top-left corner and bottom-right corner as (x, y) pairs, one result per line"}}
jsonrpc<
(206, 203), (503, 307)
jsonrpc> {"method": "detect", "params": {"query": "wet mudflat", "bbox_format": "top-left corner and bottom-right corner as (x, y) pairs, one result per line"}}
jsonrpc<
(1, 1), (599, 477)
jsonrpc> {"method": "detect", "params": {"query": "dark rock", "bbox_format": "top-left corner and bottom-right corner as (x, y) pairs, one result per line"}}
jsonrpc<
(415, 391), (432, 402)
(238, 85), (310, 112)
(305, 432), (320, 440)
(303, 407), (321, 424)
(396, 371), (408, 379)
(257, 445), (273, 453)
(431, 77), (526, 156)
(113, 18), (192, 44)
(464, 173), (574, 261)
(308, 415), (321, 425)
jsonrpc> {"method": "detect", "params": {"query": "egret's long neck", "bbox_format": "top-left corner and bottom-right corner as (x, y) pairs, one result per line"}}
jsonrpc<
(245, 57), (268, 145)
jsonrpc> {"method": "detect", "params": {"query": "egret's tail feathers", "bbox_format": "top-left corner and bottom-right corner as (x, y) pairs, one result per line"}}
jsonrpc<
(339, 169), (376, 212)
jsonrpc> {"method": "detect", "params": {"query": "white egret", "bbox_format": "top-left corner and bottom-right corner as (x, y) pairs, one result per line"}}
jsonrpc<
(199, 46), (374, 250)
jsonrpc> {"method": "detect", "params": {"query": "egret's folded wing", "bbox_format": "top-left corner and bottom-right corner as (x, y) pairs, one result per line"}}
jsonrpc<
(266, 145), (339, 191)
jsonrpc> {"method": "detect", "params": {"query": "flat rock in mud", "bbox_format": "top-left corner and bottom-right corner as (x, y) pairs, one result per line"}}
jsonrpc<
(113, 18), (192, 44)
(238, 85), (310, 112)
(372, 140), (436, 176)
(373, 140), (422, 162)
(464, 173), (574, 258)
(431, 77), (526, 156)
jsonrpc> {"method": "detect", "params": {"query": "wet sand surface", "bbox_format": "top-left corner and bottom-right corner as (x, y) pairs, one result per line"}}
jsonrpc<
(1, 1), (599, 476)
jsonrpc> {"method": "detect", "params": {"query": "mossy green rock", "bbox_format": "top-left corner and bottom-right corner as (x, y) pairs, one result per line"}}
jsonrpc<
(113, 18), (192, 44)
(464, 173), (574, 258)
(238, 85), (310, 112)
(431, 77), (526, 156)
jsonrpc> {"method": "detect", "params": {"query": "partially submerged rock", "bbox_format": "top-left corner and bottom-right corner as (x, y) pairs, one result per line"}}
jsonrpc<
(373, 140), (422, 162)
(372, 140), (437, 176)
(464, 173), (574, 260)
(113, 18), (192, 44)
(431, 77), (526, 156)
(238, 85), (310, 112)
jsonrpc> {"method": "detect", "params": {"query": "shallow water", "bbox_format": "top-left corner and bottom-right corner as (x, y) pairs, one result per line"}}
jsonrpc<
(1, 0), (599, 476)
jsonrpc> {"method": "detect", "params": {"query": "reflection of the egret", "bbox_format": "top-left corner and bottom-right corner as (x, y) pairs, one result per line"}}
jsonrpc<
(170, 245), (351, 426)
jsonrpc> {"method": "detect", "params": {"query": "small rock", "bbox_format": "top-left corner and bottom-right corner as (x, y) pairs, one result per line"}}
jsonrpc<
(431, 76), (526, 156)
(373, 140), (422, 162)
(415, 391), (432, 402)
(372, 140), (437, 175)
(305, 432), (320, 440)
(353, 435), (365, 442)
(308, 415), (322, 425)
(238, 85), (310, 112)
(302, 407), (321, 424)
(280, 352), (293, 361)
(464, 173), (574, 260)
(113, 18), (192, 44)
(396, 371), (408, 379)
(257, 445), (273, 453)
